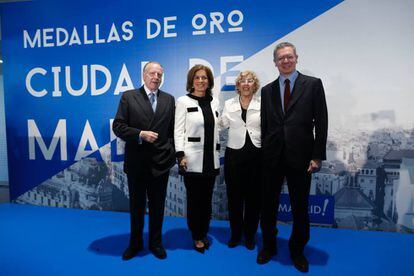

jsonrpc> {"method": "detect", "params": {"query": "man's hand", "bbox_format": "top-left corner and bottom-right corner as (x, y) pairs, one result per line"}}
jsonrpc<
(140, 131), (159, 143)
(307, 159), (321, 173)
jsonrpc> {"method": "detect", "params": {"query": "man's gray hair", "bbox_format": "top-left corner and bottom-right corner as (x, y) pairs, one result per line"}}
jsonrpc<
(143, 61), (163, 73)
(273, 42), (297, 61)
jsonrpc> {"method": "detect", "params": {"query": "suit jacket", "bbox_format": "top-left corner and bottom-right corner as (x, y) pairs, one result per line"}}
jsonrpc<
(113, 86), (176, 177)
(261, 72), (328, 171)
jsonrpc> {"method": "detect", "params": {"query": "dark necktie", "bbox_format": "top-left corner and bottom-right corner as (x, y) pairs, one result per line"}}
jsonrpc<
(284, 79), (290, 113)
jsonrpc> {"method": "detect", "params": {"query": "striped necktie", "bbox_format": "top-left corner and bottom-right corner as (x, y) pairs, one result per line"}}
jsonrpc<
(149, 92), (156, 112)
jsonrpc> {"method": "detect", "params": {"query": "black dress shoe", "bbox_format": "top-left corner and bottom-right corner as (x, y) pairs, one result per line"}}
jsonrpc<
(203, 237), (210, 250)
(245, 239), (255, 250)
(227, 238), (241, 248)
(291, 254), (309, 273)
(122, 245), (143, 261)
(149, 245), (167, 260)
(256, 249), (276, 264)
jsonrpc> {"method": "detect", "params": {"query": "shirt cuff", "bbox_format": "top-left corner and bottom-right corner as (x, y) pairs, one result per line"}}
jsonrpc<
(137, 130), (142, 144)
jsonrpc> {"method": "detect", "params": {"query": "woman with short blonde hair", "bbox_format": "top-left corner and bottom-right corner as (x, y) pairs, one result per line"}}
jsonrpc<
(220, 70), (262, 250)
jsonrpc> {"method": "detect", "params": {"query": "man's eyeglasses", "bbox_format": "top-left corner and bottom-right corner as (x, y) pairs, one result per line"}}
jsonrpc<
(276, 55), (296, 62)
(147, 72), (163, 77)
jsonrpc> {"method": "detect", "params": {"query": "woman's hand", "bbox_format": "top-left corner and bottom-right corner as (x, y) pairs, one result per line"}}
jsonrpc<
(178, 157), (188, 172)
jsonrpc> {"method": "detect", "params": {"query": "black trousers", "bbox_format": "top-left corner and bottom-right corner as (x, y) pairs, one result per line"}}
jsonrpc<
(184, 175), (216, 240)
(224, 147), (261, 241)
(127, 171), (169, 248)
(260, 162), (311, 257)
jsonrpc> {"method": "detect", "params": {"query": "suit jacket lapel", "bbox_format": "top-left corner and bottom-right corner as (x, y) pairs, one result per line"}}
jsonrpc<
(133, 87), (154, 123)
(286, 73), (305, 112)
(152, 90), (167, 124)
(271, 79), (284, 118)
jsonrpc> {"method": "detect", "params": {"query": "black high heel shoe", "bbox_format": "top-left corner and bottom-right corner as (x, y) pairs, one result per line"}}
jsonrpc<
(227, 238), (241, 248)
(193, 240), (205, 254)
(245, 239), (256, 250)
(203, 237), (210, 250)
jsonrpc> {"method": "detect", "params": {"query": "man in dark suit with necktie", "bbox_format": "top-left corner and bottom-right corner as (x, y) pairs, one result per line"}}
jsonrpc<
(257, 42), (328, 272)
(113, 61), (176, 260)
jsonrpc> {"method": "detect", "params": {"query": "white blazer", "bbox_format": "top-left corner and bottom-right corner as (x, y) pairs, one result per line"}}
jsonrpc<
(220, 95), (261, 149)
(174, 95), (221, 173)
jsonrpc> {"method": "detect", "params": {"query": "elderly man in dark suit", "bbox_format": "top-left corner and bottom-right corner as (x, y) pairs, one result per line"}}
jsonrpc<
(113, 61), (175, 260)
(257, 42), (328, 272)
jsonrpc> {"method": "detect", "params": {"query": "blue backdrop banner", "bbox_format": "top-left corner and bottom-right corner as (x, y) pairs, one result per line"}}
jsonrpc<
(1, 0), (341, 199)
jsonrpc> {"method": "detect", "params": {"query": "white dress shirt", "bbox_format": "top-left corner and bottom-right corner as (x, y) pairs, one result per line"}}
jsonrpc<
(143, 84), (158, 109)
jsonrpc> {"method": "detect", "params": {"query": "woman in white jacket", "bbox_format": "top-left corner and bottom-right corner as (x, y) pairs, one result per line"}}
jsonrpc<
(174, 65), (220, 253)
(220, 71), (261, 250)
